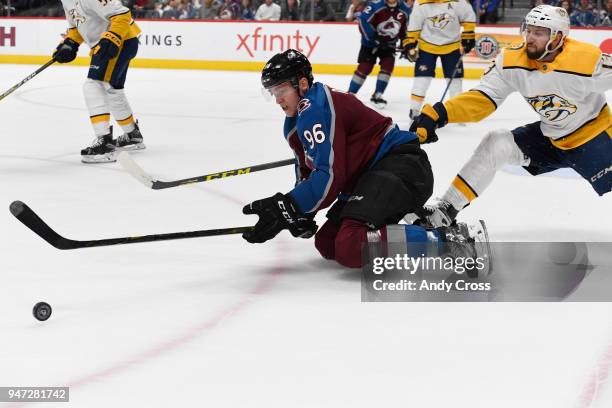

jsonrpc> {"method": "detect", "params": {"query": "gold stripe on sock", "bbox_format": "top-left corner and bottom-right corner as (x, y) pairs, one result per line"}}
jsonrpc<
(90, 113), (110, 124)
(452, 175), (478, 202)
(116, 115), (134, 126)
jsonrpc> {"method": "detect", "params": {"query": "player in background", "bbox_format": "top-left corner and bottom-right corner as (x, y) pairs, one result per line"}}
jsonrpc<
(242, 49), (490, 270)
(53, 0), (144, 163)
(409, 5), (611, 228)
(402, 0), (475, 119)
(347, 0), (411, 109)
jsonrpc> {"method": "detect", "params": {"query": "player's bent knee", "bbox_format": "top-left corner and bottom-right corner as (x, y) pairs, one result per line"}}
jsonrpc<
(334, 219), (367, 268)
(82, 78), (104, 93)
(475, 129), (526, 168)
(314, 221), (339, 260)
(357, 62), (374, 76)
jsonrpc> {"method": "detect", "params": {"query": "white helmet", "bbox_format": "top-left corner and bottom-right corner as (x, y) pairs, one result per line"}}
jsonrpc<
(521, 5), (570, 59)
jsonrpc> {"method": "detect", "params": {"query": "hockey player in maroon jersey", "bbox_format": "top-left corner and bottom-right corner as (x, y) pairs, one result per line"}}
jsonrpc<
(348, 0), (411, 108)
(242, 49), (490, 271)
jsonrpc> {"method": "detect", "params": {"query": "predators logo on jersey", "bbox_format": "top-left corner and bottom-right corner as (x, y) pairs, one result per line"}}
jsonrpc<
(68, 8), (86, 27)
(526, 94), (578, 122)
(428, 13), (453, 29)
(377, 16), (402, 39)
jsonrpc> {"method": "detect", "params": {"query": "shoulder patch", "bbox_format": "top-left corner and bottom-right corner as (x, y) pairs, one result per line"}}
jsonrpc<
(297, 98), (311, 116)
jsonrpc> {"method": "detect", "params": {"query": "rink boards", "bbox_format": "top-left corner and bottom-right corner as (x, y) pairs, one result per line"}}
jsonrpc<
(0, 18), (610, 78)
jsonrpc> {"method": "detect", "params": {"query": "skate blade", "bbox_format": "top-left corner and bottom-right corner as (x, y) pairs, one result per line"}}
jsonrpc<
(370, 102), (387, 110)
(115, 143), (146, 152)
(470, 220), (492, 277)
(81, 153), (117, 164)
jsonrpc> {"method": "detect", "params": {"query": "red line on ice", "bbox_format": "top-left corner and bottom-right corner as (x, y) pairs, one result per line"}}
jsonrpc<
(576, 334), (612, 407)
(4, 188), (284, 408)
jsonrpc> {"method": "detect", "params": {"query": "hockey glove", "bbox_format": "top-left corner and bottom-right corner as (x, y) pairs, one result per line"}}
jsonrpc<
(93, 31), (122, 61)
(53, 38), (79, 64)
(461, 38), (475, 54)
(242, 193), (318, 244)
(409, 102), (448, 144)
(401, 43), (418, 63)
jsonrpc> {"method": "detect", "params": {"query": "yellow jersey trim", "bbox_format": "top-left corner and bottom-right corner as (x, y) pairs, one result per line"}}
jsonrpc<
(502, 38), (601, 76)
(65, 27), (84, 45)
(109, 12), (141, 41)
(551, 105), (612, 150)
(445, 90), (497, 123)
(418, 38), (461, 54)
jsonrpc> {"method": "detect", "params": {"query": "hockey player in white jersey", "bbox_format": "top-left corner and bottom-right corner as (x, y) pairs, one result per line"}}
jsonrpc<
(53, 0), (144, 163)
(409, 5), (612, 227)
(402, 0), (476, 119)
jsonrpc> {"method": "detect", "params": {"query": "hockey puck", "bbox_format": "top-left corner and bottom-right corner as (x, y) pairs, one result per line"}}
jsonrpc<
(33, 302), (52, 321)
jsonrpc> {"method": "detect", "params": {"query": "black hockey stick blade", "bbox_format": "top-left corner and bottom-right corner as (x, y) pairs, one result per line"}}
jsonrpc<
(10, 200), (253, 250)
(118, 152), (296, 190)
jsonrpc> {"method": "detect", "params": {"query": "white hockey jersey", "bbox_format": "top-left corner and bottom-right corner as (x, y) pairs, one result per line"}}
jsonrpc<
(406, 0), (476, 54)
(61, 0), (140, 48)
(445, 38), (612, 149)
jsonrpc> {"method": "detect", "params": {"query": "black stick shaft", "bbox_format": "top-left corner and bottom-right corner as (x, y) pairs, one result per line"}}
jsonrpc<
(152, 158), (297, 189)
(0, 59), (55, 101)
(439, 53), (464, 102)
(10, 200), (252, 250)
(66, 226), (252, 249)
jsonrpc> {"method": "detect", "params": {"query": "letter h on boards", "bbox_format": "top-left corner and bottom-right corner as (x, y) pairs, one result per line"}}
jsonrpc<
(0, 26), (16, 47)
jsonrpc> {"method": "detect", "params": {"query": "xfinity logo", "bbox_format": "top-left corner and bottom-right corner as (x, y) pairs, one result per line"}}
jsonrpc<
(0, 26), (16, 47)
(236, 27), (320, 58)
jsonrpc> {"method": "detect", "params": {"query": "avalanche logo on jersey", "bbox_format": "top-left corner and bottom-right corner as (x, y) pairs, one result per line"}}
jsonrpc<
(297, 98), (311, 116)
(526, 94), (577, 122)
(428, 13), (453, 30)
(303, 150), (315, 169)
(69, 8), (87, 27)
(376, 16), (401, 39)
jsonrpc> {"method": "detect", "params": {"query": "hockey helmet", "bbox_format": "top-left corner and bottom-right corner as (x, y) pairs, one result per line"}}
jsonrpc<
(261, 49), (314, 91)
(521, 5), (570, 58)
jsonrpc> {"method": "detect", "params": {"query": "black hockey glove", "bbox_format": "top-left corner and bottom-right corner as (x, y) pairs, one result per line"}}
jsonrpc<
(409, 102), (448, 144)
(93, 31), (122, 61)
(53, 38), (79, 64)
(462, 38), (475, 54)
(242, 193), (318, 244)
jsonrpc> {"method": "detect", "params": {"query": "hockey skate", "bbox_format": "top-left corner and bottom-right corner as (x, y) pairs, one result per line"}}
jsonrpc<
(404, 199), (459, 229)
(81, 133), (117, 163)
(440, 220), (492, 278)
(370, 93), (387, 109)
(115, 122), (145, 151)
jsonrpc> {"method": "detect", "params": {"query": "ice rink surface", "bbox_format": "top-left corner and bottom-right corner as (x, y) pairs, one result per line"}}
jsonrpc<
(1, 64), (611, 407)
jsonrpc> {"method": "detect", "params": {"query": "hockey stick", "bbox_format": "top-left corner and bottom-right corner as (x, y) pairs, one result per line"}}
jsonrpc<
(9, 200), (252, 250)
(0, 59), (56, 102)
(439, 53), (464, 102)
(118, 152), (296, 190)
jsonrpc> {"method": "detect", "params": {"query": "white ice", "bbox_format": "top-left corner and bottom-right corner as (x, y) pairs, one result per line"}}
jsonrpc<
(0, 64), (611, 408)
